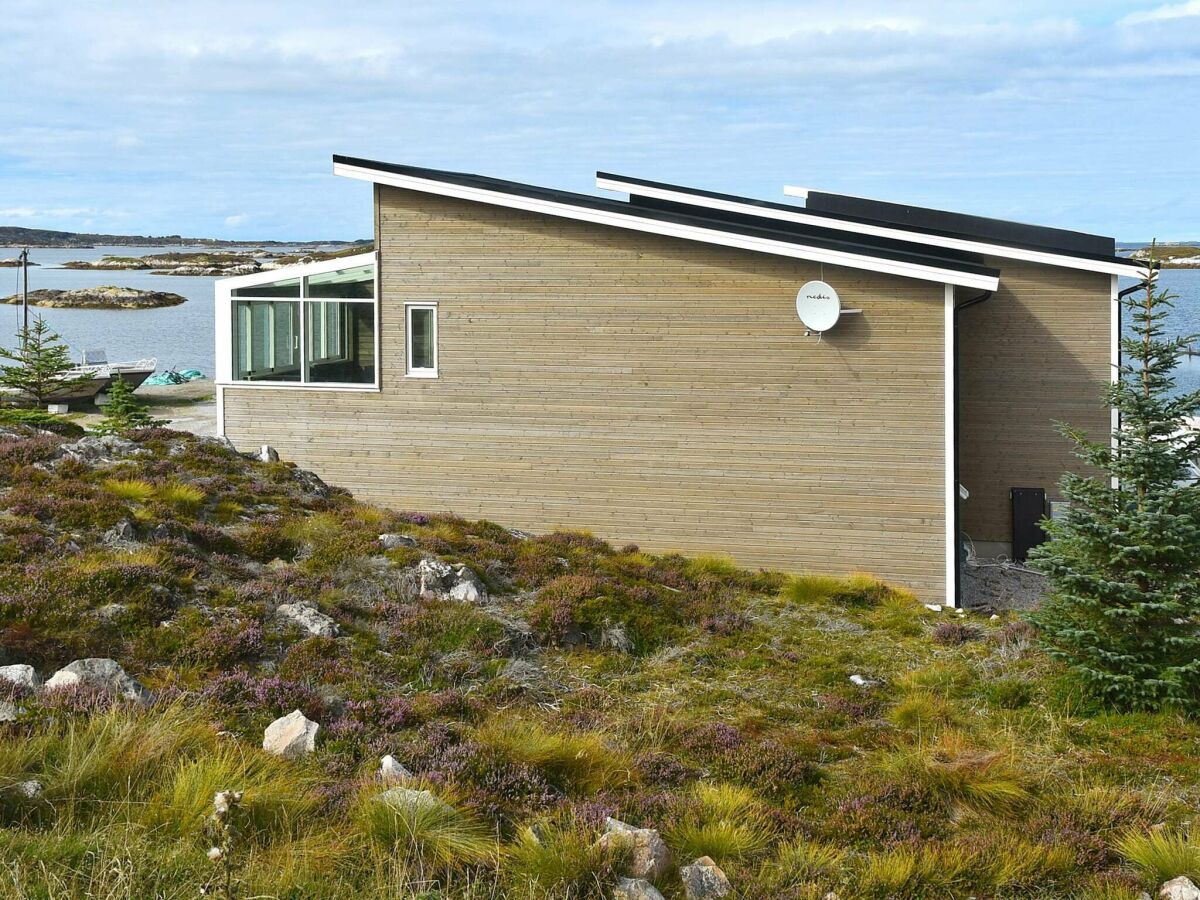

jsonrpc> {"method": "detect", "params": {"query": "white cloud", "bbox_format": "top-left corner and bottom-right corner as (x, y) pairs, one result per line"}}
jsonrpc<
(224, 214), (249, 228)
(1121, 0), (1200, 23)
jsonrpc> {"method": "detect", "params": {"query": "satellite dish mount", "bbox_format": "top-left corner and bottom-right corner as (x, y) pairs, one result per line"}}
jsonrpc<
(795, 280), (861, 340)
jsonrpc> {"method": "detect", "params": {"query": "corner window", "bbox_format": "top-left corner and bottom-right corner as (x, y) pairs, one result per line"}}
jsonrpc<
(227, 262), (377, 387)
(406, 303), (438, 377)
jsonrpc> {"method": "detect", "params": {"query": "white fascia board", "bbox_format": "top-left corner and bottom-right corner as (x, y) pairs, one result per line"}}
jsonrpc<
(336, 162), (998, 291)
(597, 176), (1142, 279)
(782, 185), (809, 200)
(216, 250), (377, 292)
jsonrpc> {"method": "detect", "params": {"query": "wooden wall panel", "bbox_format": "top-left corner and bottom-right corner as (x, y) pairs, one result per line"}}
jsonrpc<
(224, 187), (950, 597)
(957, 260), (1110, 548)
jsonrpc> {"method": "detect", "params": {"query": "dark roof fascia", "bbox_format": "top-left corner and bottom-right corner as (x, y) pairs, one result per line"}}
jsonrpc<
(597, 170), (1132, 269)
(334, 155), (1000, 281)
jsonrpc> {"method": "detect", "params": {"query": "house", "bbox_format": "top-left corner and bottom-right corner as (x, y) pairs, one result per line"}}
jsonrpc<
(214, 155), (1144, 604)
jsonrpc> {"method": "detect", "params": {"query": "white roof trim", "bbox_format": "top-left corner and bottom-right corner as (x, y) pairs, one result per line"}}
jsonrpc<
(782, 185), (809, 200)
(335, 161), (999, 291)
(597, 176), (1141, 278)
(216, 250), (376, 290)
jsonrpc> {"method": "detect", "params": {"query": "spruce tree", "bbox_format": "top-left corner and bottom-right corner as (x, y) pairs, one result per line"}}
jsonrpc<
(1029, 260), (1200, 711)
(0, 316), (95, 406)
(93, 375), (167, 435)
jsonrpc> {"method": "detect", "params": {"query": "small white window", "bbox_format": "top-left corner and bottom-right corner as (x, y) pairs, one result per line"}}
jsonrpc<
(406, 303), (438, 377)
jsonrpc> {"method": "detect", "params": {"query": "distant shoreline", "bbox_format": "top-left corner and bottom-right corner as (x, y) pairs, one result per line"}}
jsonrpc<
(0, 225), (370, 250)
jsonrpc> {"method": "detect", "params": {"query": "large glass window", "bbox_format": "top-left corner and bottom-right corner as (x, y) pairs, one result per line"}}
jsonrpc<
(234, 300), (301, 381)
(406, 304), (437, 376)
(228, 262), (377, 387)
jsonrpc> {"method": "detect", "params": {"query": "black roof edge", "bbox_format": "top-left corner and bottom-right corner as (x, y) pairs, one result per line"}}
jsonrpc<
(334, 155), (1000, 280)
(597, 170), (1130, 266)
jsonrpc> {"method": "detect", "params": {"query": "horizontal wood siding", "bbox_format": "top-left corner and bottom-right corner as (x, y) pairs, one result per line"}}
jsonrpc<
(957, 260), (1110, 546)
(223, 187), (950, 597)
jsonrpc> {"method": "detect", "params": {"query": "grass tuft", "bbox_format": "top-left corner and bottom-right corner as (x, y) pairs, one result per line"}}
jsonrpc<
(1116, 828), (1200, 885)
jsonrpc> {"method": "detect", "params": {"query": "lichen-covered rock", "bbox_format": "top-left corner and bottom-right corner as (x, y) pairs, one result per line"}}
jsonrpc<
(263, 709), (319, 758)
(257, 445), (280, 463)
(44, 658), (150, 703)
(0, 664), (40, 690)
(103, 519), (138, 544)
(1161, 877), (1200, 900)
(681, 856), (731, 899)
(416, 557), (454, 596)
(599, 818), (673, 881)
(0, 701), (16, 723)
(59, 434), (144, 465)
(600, 621), (634, 653)
(379, 755), (413, 784)
(9, 780), (42, 799)
(612, 878), (666, 900)
(379, 533), (417, 550)
(275, 601), (340, 638)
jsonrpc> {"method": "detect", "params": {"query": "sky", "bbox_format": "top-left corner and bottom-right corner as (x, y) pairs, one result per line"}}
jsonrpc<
(0, 0), (1197, 242)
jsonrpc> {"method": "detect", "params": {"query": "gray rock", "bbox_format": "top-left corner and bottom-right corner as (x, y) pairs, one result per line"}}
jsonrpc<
(600, 818), (673, 881)
(44, 658), (150, 703)
(377, 786), (453, 814)
(150, 523), (173, 541)
(258, 445), (280, 462)
(104, 519), (137, 544)
(417, 558), (454, 596)
(1161, 877), (1200, 900)
(93, 603), (128, 622)
(379, 755), (413, 784)
(0, 664), (41, 690)
(681, 856), (731, 899)
(262, 710), (319, 758)
(379, 533), (418, 550)
(0, 700), (17, 723)
(448, 565), (487, 603)
(11, 779), (41, 799)
(59, 434), (145, 465)
(275, 602), (340, 638)
(499, 658), (545, 690)
(599, 621), (634, 653)
(612, 878), (666, 900)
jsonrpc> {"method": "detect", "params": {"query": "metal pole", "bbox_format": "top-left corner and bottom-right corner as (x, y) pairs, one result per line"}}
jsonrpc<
(19, 248), (29, 349)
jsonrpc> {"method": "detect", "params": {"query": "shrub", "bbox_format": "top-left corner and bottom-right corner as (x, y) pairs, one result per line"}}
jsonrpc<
(984, 676), (1035, 710)
(473, 717), (631, 796)
(931, 620), (981, 646)
(504, 816), (626, 899)
(1116, 828), (1200, 885)
(0, 408), (84, 436)
(354, 783), (494, 876)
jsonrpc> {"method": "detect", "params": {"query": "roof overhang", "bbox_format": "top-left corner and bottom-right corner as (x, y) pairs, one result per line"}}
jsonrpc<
(216, 250), (377, 292)
(598, 174), (1144, 280)
(334, 158), (999, 291)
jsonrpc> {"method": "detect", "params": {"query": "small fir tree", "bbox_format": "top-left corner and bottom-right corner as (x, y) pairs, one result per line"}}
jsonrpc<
(0, 316), (95, 407)
(93, 375), (166, 434)
(1029, 258), (1200, 711)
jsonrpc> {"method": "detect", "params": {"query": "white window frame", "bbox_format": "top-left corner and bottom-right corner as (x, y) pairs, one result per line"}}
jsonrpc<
(405, 302), (439, 378)
(214, 251), (381, 392)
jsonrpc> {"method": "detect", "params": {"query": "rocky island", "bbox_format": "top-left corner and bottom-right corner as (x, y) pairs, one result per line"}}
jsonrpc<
(0, 257), (39, 267)
(0, 286), (187, 309)
(63, 251), (262, 276)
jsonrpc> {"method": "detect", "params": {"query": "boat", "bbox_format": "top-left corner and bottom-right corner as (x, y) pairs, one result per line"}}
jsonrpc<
(51, 352), (158, 402)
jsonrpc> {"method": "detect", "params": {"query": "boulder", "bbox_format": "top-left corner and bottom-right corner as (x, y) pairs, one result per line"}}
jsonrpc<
(275, 602), (340, 638)
(681, 856), (731, 899)
(377, 786), (453, 815)
(599, 621), (634, 653)
(612, 878), (666, 900)
(0, 664), (41, 690)
(262, 709), (319, 758)
(1161, 877), (1200, 900)
(10, 780), (41, 799)
(448, 566), (487, 602)
(44, 658), (150, 703)
(103, 519), (138, 544)
(0, 701), (16, 723)
(379, 755), (413, 784)
(599, 818), (673, 881)
(379, 533), (417, 550)
(59, 434), (144, 465)
(257, 445), (280, 462)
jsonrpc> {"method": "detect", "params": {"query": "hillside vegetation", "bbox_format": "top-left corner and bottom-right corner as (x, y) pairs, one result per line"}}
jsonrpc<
(0, 424), (1196, 898)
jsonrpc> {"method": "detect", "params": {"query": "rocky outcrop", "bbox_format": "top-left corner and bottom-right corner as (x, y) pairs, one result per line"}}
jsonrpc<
(612, 878), (666, 900)
(44, 658), (150, 703)
(416, 558), (488, 603)
(379, 533), (417, 550)
(681, 856), (731, 899)
(0, 664), (41, 690)
(0, 287), (187, 309)
(263, 710), (319, 758)
(598, 818), (673, 881)
(275, 601), (340, 638)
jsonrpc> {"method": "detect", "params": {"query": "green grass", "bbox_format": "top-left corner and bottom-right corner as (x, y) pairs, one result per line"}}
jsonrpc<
(1, 425), (1199, 897)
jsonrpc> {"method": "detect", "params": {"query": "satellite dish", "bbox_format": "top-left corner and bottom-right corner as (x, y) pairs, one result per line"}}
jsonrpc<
(796, 281), (841, 332)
